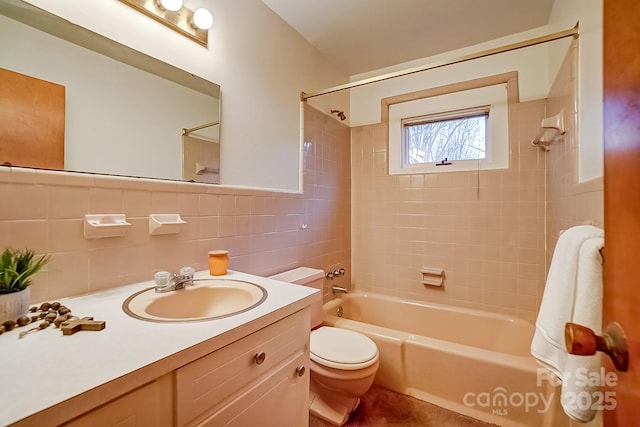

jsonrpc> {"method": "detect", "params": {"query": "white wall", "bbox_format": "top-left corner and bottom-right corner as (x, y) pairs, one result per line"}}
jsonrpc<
(349, 26), (555, 127)
(21, 0), (349, 192)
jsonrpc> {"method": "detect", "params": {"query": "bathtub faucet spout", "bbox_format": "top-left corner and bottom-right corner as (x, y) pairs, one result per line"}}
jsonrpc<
(332, 285), (348, 294)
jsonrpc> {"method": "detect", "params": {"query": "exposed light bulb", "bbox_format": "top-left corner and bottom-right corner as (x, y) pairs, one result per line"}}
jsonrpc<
(158, 0), (183, 12)
(192, 8), (213, 30)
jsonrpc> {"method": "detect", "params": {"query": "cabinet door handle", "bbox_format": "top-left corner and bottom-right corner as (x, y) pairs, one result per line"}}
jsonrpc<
(295, 365), (305, 377)
(255, 351), (266, 365)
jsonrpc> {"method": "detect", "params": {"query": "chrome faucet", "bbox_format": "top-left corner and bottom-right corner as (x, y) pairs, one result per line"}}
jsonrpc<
(154, 267), (195, 293)
(326, 268), (346, 280)
(332, 285), (348, 294)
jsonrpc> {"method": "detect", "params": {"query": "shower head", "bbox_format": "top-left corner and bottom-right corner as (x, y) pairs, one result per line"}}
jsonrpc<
(331, 109), (346, 121)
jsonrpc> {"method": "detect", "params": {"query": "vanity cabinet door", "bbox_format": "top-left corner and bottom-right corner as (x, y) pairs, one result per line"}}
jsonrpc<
(62, 376), (173, 427)
(176, 309), (310, 426)
(196, 352), (310, 427)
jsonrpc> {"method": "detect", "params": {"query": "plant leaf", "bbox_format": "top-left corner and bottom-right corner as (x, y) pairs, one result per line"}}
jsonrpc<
(0, 248), (50, 293)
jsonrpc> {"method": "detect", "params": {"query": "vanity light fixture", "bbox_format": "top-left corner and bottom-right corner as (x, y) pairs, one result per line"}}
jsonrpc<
(158, 0), (183, 12)
(119, 0), (212, 46)
(192, 8), (214, 30)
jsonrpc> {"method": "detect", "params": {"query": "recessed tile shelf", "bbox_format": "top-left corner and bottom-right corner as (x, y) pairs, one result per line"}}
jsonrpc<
(149, 214), (187, 235)
(421, 267), (445, 287)
(84, 214), (132, 239)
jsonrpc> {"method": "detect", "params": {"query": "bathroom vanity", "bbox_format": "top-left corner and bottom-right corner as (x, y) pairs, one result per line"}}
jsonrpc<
(0, 270), (318, 426)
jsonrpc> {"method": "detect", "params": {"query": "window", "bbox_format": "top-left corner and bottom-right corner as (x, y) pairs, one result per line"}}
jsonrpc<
(388, 84), (508, 174)
(403, 106), (489, 165)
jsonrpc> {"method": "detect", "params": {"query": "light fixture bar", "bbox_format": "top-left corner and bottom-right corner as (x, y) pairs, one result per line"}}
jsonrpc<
(119, 0), (208, 46)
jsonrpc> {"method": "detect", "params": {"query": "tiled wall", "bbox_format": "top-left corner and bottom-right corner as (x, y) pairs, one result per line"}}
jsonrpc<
(350, 43), (603, 323)
(545, 40), (604, 267)
(351, 93), (547, 322)
(0, 104), (351, 304)
(1, 44), (602, 323)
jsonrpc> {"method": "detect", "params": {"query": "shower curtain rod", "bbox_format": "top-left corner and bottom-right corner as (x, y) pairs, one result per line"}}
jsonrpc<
(182, 121), (220, 136)
(301, 22), (579, 101)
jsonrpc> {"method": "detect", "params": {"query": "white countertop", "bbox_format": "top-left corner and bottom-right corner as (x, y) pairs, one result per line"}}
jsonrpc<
(0, 270), (318, 426)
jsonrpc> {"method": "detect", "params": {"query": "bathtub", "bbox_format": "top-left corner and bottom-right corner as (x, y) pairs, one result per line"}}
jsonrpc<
(322, 292), (569, 427)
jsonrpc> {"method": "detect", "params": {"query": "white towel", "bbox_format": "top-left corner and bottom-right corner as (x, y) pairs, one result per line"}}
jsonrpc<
(530, 225), (604, 422)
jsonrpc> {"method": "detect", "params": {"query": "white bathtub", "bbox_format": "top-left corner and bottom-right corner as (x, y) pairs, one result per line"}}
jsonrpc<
(322, 292), (569, 427)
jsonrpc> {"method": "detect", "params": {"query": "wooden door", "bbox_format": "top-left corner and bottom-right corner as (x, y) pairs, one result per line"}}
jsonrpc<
(0, 68), (65, 169)
(603, 0), (640, 424)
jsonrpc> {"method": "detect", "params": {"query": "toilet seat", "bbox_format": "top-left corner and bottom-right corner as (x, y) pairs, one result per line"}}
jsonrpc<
(310, 327), (379, 370)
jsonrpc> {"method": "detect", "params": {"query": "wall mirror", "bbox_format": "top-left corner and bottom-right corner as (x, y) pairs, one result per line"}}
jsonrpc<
(0, 0), (221, 183)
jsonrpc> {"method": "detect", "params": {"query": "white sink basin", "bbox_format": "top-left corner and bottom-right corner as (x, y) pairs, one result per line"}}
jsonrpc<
(123, 279), (267, 322)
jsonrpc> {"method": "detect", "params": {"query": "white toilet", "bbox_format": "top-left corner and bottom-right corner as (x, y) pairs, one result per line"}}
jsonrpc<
(270, 267), (379, 426)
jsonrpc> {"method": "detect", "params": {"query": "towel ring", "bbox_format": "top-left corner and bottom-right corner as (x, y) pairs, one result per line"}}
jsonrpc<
(565, 322), (629, 371)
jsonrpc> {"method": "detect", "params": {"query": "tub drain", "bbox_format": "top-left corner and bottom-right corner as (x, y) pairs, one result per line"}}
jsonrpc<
(336, 306), (344, 317)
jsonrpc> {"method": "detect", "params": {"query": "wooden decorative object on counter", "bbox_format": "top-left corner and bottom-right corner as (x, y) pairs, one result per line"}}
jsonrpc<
(60, 317), (106, 335)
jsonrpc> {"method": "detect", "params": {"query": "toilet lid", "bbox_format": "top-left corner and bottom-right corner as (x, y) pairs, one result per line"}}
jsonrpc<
(310, 327), (378, 370)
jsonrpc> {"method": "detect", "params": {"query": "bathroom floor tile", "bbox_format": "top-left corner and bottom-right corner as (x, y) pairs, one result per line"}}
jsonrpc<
(309, 385), (498, 427)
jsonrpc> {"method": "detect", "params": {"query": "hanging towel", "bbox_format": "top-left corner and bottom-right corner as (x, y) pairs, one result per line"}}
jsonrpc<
(530, 225), (604, 422)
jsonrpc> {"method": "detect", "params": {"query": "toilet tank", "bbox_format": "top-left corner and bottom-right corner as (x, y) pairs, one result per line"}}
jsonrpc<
(269, 267), (324, 328)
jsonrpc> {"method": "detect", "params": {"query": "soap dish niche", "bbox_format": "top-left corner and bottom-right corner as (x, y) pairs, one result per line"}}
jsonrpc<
(84, 214), (131, 239)
(149, 214), (187, 235)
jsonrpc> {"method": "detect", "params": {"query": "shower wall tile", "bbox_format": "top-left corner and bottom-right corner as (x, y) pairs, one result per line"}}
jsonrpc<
(0, 104), (350, 304)
(351, 42), (602, 324)
(351, 92), (547, 323)
(545, 40), (604, 271)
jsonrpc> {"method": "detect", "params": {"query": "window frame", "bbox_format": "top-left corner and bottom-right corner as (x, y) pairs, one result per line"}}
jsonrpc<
(388, 84), (509, 175)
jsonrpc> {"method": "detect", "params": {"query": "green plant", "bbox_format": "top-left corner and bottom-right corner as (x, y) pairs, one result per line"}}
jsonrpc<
(0, 248), (50, 294)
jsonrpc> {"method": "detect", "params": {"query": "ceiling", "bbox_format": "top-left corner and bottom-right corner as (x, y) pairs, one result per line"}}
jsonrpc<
(262, 0), (555, 76)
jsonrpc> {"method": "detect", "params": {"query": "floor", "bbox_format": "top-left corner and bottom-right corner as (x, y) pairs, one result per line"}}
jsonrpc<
(308, 385), (499, 427)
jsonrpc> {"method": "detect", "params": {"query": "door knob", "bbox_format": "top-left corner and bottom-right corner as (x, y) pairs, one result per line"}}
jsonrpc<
(564, 321), (629, 371)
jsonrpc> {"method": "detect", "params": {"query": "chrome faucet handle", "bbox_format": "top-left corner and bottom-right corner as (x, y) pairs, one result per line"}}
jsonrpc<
(154, 271), (173, 292)
(327, 268), (346, 280)
(179, 266), (195, 284)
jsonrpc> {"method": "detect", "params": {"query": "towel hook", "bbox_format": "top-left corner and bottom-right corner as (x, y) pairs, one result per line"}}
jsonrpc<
(564, 322), (629, 371)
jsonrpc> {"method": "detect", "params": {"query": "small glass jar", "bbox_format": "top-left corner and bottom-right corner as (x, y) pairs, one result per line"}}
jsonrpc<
(208, 250), (229, 276)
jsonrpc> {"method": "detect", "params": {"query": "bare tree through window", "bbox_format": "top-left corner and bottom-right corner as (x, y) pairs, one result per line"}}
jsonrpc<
(403, 111), (487, 165)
